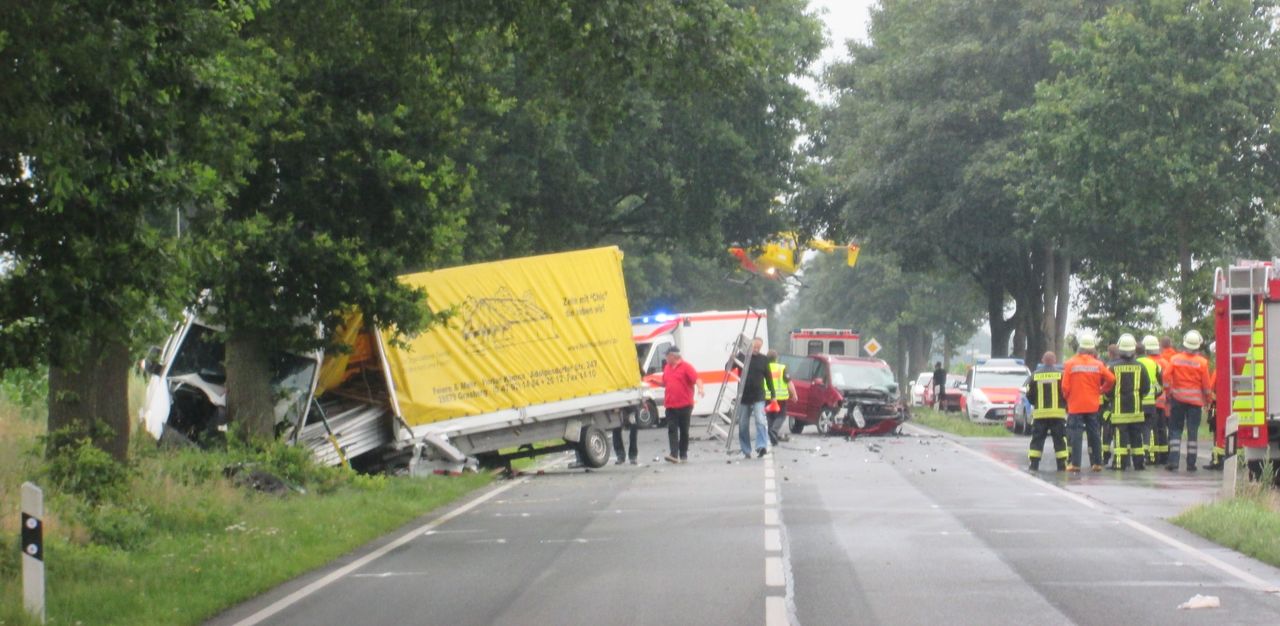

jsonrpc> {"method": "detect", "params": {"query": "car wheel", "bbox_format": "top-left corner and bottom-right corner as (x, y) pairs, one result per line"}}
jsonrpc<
(577, 425), (610, 468)
(789, 418), (806, 434)
(816, 407), (836, 436)
(634, 400), (659, 429)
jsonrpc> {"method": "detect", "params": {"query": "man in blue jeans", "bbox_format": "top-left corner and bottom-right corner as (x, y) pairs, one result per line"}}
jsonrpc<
(733, 337), (775, 459)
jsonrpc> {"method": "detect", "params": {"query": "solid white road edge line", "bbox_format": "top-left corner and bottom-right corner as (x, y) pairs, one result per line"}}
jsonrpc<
(231, 474), (534, 626)
(902, 423), (1280, 592)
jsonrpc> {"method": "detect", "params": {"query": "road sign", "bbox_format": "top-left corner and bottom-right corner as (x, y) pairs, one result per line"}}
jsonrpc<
(864, 338), (881, 356)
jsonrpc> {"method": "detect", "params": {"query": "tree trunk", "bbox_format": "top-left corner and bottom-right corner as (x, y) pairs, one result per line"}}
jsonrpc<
(1177, 227), (1194, 329)
(48, 334), (131, 462)
(942, 334), (952, 370)
(1054, 254), (1070, 354)
(986, 282), (1013, 358)
(225, 329), (276, 443)
(1041, 246), (1058, 355)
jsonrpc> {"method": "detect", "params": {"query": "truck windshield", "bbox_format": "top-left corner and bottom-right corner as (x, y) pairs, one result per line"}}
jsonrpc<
(169, 325), (226, 382)
(829, 363), (894, 389)
(634, 342), (651, 375)
(974, 370), (1029, 388)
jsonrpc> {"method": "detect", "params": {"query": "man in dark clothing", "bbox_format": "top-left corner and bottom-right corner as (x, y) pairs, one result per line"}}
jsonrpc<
(612, 422), (638, 465)
(932, 362), (947, 410)
(1026, 351), (1068, 472)
(732, 337), (775, 459)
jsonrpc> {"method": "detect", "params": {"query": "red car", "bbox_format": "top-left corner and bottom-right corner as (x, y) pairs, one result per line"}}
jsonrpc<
(922, 374), (965, 412)
(779, 354), (907, 436)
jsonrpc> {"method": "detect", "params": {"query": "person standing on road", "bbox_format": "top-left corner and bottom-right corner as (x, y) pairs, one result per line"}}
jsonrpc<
(732, 337), (775, 459)
(613, 421), (638, 465)
(660, 346), (702, 464)
(1062, 332), (1115, 472)
(1151, 335), (1175, 464)
(765, 350), (796, 445)
(932, 361), (947, 410)
(1025, 351), (1068, 472)
(1137, 336), (1164, 466)
(1163, 330), (1213, 472)
(1108, 334), (1152, 470)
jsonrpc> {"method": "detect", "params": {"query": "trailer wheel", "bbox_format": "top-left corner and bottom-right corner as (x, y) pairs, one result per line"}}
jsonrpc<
(635, 400), (659, 429)
(578, 425), (610, 468)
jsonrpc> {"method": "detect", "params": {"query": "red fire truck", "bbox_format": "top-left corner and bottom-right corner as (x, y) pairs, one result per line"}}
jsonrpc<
(1212, 260), (1280, 486)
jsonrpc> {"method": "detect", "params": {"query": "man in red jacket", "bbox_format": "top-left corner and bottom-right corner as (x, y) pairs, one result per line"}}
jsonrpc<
(1062, 332), (1116, 472)
(661, 346), (703, 464)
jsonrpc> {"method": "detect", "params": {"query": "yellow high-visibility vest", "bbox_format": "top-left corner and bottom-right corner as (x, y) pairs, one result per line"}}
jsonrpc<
(765, 362), (790, 400)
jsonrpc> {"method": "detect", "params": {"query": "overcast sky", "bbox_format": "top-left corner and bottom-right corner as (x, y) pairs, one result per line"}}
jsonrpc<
(801, 0), (877, 101)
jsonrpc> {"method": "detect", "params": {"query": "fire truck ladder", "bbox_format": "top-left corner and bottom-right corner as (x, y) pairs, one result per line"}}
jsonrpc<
(1217, 263), (1270, 493)
(705, 308), (765, 451)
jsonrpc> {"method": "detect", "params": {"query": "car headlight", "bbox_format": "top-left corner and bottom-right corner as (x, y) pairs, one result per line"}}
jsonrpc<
(970, 389), (990, 412)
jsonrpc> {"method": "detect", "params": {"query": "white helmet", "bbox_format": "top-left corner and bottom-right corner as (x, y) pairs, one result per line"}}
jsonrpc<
(1117, 333), (1137, 355)
(1142, 335), (1160, 353)
(1183, 329), (1204, 351)
(1076, 332), (1097, 350)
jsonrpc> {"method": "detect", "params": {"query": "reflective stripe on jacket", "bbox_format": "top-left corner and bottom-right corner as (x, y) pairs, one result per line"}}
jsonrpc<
(1136, 356), (1161, 407)
(766, 362), (790, 400)
(1109, 360), (1149, 424)
(1062, 354), (1116, 414)
(1025, 368), (1066, 419)
(1163, 352), (1212, 407)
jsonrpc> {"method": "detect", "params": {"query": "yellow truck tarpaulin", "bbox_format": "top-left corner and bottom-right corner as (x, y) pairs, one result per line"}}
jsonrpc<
(383, 247), (641, 427)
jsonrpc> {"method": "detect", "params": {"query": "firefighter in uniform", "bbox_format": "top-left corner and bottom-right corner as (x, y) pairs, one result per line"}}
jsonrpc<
(765, 350), (795, 445)
(1101, 342), (1120, 466)
(1151, 336), (1175, 464)
(1062, 332), (1115, 472)
(1136, 335), (1164, 466)
(1109, 334), (1152, 470)
(1163, 330), (1213, 472)
(1025, 351), (1068, 472)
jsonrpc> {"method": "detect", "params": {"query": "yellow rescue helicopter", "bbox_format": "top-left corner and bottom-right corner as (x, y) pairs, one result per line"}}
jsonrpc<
(728, 232), (860, 280)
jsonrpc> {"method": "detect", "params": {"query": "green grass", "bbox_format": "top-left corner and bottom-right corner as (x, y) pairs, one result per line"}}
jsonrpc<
(910, 407), (1013, 438)
(1173, 482), (1280, 568)
(0, 373), (495, 626)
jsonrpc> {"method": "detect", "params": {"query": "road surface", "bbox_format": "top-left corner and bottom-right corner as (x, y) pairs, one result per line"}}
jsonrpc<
(211, 421), (1280, 625)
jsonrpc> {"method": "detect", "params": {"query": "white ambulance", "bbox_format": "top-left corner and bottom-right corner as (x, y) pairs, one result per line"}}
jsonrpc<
(632, 310), (769, 425)
(789, 328), (860, 356)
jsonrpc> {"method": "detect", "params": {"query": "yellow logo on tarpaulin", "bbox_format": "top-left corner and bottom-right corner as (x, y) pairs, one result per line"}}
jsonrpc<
(864, 338), (881, 357)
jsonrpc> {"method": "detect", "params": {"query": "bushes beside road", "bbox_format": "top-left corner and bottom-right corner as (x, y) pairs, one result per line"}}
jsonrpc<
(0, 379), (492, 626)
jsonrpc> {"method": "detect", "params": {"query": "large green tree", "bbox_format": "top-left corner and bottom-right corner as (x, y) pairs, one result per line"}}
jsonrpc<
(0, 1), (278, 459)
(810, 0), (1108, 359)
(1012, 0), (1280, 328)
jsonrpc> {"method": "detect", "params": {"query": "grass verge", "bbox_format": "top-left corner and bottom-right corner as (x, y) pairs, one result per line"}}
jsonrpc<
(1172, 481), (1280, 569)
(0, 374), (496, 626)
(910, 408), (1013, 438)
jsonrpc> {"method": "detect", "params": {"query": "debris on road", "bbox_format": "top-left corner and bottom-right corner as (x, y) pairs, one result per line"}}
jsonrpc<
(1177, 594), (1220, 610)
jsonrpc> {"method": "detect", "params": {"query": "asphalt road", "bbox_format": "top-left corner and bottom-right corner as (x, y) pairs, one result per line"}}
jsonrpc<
(210, 420), (1280, 626)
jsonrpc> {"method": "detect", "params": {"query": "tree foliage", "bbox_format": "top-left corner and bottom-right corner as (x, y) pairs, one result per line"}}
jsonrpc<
(1012, 0), (1280, 329)
(0, 1), (278, 457)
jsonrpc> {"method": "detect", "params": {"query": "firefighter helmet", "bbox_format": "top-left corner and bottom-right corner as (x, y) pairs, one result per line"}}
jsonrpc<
(1117, 333), (1137, 355)
(1142, 335), (1159, 353)
(1183, 329), (1204, 351)
(1077, 332), (1097, 350)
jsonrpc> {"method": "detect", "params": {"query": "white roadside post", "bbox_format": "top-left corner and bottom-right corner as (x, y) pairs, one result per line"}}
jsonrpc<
(22, 482), (45, 623)
(1220, 415), (1239, 500)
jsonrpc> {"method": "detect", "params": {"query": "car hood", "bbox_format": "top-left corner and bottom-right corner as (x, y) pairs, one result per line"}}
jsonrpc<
(841, 386), (896, 403)
(976, 387), (1021, 405)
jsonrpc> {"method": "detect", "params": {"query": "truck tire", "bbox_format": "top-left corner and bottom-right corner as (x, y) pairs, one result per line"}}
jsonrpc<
(635, 400), (659, 429)
(789, 418), (805, 434)
(578, 425), (610, 468)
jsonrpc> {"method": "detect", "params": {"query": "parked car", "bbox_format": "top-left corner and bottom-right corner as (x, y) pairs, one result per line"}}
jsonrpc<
(910, 373), (931, 406)
(960, 358), (1031, 425)
(781, 354), (906, 435)
(1006, 393), (1033, 435)
(922, 374), (965, 412)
